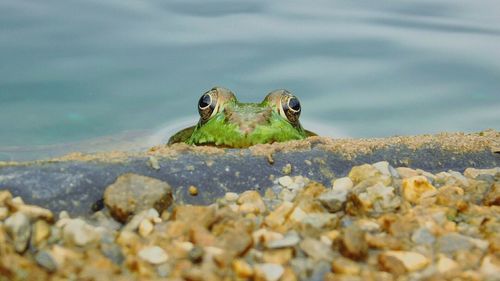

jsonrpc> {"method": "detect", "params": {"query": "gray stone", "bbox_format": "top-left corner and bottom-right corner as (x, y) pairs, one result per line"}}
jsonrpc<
(5, 212), (31, 253)
(317, 189), (348, 212)
(255, 263), (284, 281)
(101, 242), (124, 265)
(266, 231), (301, 249)
(104, 173), (173, 223)
(62, 218), (100, 247)
(35, 250), (58, 272)
(299, 238), (334, 261)
(138, 246), (168, 264)
(437, 233), (474, 253)
(411, 228), (435, 245)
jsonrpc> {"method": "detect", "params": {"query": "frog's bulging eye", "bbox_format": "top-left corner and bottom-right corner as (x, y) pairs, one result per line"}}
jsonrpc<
(281, 95), (301, 124)
(198, 93), (212, 110)
(198, 91), (217, 123)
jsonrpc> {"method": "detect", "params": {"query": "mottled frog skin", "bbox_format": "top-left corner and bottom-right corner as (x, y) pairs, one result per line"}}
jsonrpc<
(168, 87), (315, 148)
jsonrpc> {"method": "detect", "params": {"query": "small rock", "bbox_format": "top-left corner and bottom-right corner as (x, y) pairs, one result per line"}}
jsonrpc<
(332, 256), (361, 275)
(148, 156), (160, 170)
(372, 161), (392, 176)
(381, 251), (430, 272)
(411, 227), (435, 245)
(5, 212), (31, 253)
(255, 263), (284, 281)
(317, 189), (348, 212)
(0, 206), (8, 220)
(138, 219), (154, 237)
(138, 246), (168, 264)
(188, 246), (204, 263)
(357, 184), (401, 213)
(480, 255), (500, 277)
(7, 201), (54, 222)
(278, 176), (294, 187)
(31, 220), (51, 248)
(396, 167), (419, 178)
(339, 225), (368, 260)
(282, 163), (292, 175)
(104, 173), (173, 223)
(436, 254), (458, 274)
(0, 190), (13, 206)
(100, 242), (125, 265)
(35, 250), (59, 272)
(378, 252), (407, 276)
(484, 182), (500, 206)
(464, 167), (500, 178)
(188, 185), (199, 196)
(237, 190), (266, 214)
(300, 238), (334, 261)
(224, 192), (239, 202)
(233, 259), (254, 278)
(436, 185), (464, 207)
(332, 177), (354, 190)
(263, 248), (293, 265)
(173, 205), (216, 228)
(157, 263), (171, 277)
(124, 208), (159, 232)
(63, 218), (100, 247)
(348, 164), (381, 184)
(266, 232), (300, 249)
(402, 176), (437, 204)
(264, 201), (294, 228)
(437, 233), (474, 254)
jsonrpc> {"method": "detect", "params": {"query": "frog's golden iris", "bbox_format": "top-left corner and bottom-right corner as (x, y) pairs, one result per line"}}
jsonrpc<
(168, 87), (315, 148)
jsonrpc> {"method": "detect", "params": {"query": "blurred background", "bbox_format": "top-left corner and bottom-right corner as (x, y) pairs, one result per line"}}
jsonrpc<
(1, 0), (499, 160)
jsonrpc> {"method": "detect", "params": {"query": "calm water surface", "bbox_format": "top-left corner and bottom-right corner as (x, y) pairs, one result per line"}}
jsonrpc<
(1, 0), (499, 160)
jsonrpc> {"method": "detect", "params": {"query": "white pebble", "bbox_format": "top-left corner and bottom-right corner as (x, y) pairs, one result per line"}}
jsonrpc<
(138, 246), (168, 264)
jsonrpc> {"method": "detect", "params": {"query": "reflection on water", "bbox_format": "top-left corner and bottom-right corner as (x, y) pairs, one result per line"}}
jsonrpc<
(1, 0), (499, 160)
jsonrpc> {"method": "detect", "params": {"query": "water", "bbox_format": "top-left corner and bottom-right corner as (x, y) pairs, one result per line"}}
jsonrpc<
(1, 0), (499, 161)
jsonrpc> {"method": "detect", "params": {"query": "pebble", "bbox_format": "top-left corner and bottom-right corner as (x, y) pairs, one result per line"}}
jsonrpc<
(317, 189), (348, 212)
(63, 218), (100, 247)
(148, 156), (160, 170)
(104, 173), (173, 223)
(237, 190), (266, 214)
(278, 176), (294, 188)
(266, 232), (301, 249)
(31, 219), (51, 248)
(255, 263), (284, 281)
(339, 225), (368, 260)
(480, 255), (500, 277)
(224, 192), (239, 202)
(402, 176), (437, 204)
(437, 233), (474, 254)
(138, 246), (168, 264)
(0, 190), (13, 205)
(124, 208), (159, 232)
(5, 212), (31, 253)
(332, 256), (361, 275)
(188, 185), (199, 196)
(299, 238), (334, 261)
(411, 227), (435, 245)
(8, 201), (54, 222)
(332, 177), (353, 190)
(138, 219), (154, 237)
(380, 251), (430, 272)
(233, 259), (254, 278)
(372, 161), (392, 176)
(35, 250), (59, 272)
(436, 254), (458, 274)
(0, 206), (8, 220)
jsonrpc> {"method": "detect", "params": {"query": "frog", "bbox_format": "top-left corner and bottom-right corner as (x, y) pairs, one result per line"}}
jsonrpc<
(168, 87), (316, 148)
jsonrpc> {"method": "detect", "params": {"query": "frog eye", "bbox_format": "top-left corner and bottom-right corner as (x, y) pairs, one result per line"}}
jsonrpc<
(197, 87), (236, 123)
(281, 94), (301, 124)
(198, 91), (217, 122)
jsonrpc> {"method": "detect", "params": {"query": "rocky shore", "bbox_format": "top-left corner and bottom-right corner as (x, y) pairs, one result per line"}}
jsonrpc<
(1, 162), (499, 280)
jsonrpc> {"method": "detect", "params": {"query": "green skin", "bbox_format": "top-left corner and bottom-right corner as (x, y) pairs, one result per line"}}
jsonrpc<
(168, 92), (315, 148)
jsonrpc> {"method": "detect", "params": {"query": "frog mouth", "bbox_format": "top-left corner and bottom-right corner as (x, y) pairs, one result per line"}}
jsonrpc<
(225, 104), (272, 135)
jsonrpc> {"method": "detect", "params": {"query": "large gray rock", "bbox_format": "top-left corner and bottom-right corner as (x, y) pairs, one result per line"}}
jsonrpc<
(104, 173), (173, 223)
